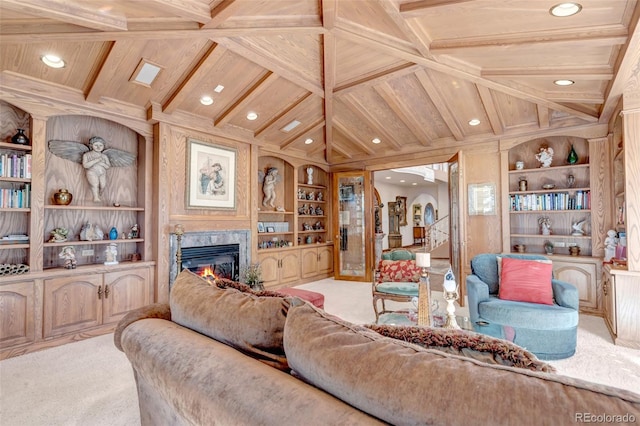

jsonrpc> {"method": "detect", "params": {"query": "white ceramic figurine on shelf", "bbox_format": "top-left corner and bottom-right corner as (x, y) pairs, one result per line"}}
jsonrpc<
(604, 229), (617, 262)
(104, 243), (119, 265)
(306, 167), (314, 185)
(535, 146), (554, 168)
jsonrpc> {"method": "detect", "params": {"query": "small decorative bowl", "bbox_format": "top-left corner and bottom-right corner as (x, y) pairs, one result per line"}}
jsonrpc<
(542, 184), (556, 190)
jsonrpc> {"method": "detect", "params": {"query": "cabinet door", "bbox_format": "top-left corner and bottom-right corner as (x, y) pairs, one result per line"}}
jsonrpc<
(0, 281), (36, 347)
(301, 248), (318, 278)
(318, 246), (334, 275)
(257, 252), (280, 288)
(103, 268), (151, 324)
(279, 251), (300, 284)
(553, 259), (598, 310)
(44, 275), (103, 338)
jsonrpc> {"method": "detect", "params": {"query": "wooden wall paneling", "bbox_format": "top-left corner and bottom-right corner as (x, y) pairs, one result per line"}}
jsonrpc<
(154, 122), (171, 304)
(588, 136), (611, 257)
(28, 117), (46, 272)
(623, 109), (639, 270)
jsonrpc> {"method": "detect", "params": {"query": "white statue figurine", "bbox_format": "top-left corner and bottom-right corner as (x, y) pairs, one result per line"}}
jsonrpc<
(535, 146), (554, 168)
(571, 219), (587, 236)
(262, 167), (279, 209)
(306, 167), (314, 185)
(604, 229), (617, 261)
(59, 246), (77, 269)
(104, 243), (118, 265)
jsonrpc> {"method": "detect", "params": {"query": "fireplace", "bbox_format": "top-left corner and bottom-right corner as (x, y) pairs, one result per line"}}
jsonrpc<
(169, 230), (250, 290)
(180, 244), (240, 281)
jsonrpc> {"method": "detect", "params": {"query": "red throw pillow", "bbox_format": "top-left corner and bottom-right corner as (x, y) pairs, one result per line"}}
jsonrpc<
(498, 257), (554, 305)
(378, 260), (421, 282)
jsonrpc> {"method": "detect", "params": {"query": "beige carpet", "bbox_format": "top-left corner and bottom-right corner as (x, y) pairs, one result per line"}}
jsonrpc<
(1, 278), (639, 425)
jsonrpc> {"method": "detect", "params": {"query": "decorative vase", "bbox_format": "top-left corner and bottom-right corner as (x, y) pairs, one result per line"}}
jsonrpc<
(109, 227), (118, 240)
(11, 129), (30, 145)
(567, 144), (578, 164)
(52, 189), (73, 205)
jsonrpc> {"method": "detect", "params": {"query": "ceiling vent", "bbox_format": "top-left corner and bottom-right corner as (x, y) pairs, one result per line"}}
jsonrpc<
(281, 120), (301, 132)
(130, 59), (163, 87)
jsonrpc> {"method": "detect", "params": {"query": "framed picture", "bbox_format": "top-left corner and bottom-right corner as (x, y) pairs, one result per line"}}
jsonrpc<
(257, 222), (265, 233)
(468, 183), (496, 215)
(396, 196), (407, 226)
(186, 139), (236, 209)
(339, 184), (354, 201)
(266, 226), (275, 233)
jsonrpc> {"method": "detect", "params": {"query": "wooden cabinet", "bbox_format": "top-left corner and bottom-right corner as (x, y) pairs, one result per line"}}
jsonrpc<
(43, 267), (152, 339)
(552, 257), (599, 312)
(413, 227), (426, 245)
(0, 280), (36, 347)
(602, 265), (640, 349)
(257, 249), (300, 289)
(301, 246), (334, 278)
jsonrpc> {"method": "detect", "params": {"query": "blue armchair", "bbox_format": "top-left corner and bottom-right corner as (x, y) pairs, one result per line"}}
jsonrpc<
(466, 253), (579, 360)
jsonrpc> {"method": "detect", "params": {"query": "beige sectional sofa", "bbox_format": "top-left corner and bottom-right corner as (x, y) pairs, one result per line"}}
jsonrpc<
(114, 270), (640, 425)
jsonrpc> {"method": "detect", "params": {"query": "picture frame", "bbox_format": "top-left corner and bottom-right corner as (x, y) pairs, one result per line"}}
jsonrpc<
(266, 226), (275, 233)
(257, 222), (265, 233)
(468, 183), (496, 216)
(339, 184), (354, 201)
(396, 196), (408, 226)
(186, 139), (236, 209)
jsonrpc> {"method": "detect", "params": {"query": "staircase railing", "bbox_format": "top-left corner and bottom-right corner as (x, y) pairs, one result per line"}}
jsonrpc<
(426, 215), (449, 251)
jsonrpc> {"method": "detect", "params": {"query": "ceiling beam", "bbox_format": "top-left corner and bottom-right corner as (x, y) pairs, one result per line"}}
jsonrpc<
(334, 63), (422, 95)
(147, 0), (212, 24)
(333, 27), (599, 122)
(399, 0), (475, 18)
(280, 118), (325, 150)
(1, 0), (128, 31)
(537, 105), (550, 129)
(482, 67), (614, 80)
(202, 0), (244, 29)
(215, 71), (279, 127)
(333, 120), (378, 155)
(546, 92), (604, 104)
(162, 43), (228, 114)
(430, 26), (628, 54)
(329, 139), (354, 159)
(374, 82), (435, 145)
(340, 94), (403, 149)
(476, 85), (503, 135)
(376, 0), (434, 59)
(322, 0), (337, 30)
(414, 69), (464, 140)
(322, 23), (337, 164)
(255, 93), (315, 137)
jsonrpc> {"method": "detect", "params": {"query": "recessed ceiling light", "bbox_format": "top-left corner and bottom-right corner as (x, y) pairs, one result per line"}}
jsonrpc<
(372, 138), (381, 144)
(468, 118), (481, 126)
(400, 180), (406, 183)
(214, 85), (224, 93)
(41, 54), (65, 68)
(282, 120), (301, 132)
(554, 79), (575, 86)
(385, 176), (391, 180)
(246, 112), (258, 120)
(412, 182), (417, 186)
(304, 138), (314, 145)
(200, 96), (213, 106)
(550, 3), (582, 17)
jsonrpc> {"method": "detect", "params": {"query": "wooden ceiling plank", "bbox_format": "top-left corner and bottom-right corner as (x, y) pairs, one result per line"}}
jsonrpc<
(280, 118), (324, 150)
(215, 37), (325, 98)
(85, 40), (145, 104)
(430, 26), (629, 54)
(333, 120), (377, 155)
(374, 82), (435, 145)
(329, 139), (353, 159)
(600, 1), (640, 121)
(322, 0), (337, 30)
(255, 93), (314, 137)
(162, 43), (227, 114)
(202, 0), (243, 29)
(399, 0), (475, 17)
(1, 0), (128, 32)
(414, 69), (464, 140)
(483, 67), (614, 80)
(476, 85), (503, 135)
(215, 71), (279, 127)
(376, 0), (433, 59)
(546, 93), (604, 104)
(323, 33), (336, 164)
(340, 93), (403, 149)
(146, 0), (212, 25)
(334, 63), (422, 95)
(537, 105), (550, 129)
(333, 27), (599, 122)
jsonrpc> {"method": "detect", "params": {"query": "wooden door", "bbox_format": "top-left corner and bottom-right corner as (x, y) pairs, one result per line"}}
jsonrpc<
(553, 259), (598, 311)
(448, 152), (466, 305)
(0, 280), (36, 347)
(44, 275), (102, 338)
(318, 246), (334, 275)
(301, 248), (319, 278)
(103, 267), (152, 324)
(279, 250), (301, 284)
(257, 252), (280, 288)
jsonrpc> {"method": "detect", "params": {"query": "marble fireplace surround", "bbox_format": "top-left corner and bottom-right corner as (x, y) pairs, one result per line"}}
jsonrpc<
(169, 230), (251, 290)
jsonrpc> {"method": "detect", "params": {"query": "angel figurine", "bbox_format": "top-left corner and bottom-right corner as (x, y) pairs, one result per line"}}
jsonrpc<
(258, 167), (280, 209)
(535, 146), (554, 168)
(48, 136), (136, 202)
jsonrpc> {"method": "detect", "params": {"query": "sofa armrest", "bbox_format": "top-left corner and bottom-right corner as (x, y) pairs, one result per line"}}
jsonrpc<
(466, 275), (490, 322)
(114, 303), (171, 352)
(552, 279), (579, 311)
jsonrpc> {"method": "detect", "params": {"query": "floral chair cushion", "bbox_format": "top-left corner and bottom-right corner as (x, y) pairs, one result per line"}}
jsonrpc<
(377, 259), (421, 283)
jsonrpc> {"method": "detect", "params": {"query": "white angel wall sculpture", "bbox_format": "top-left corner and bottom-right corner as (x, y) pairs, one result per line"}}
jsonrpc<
(48, 136), (136, 202)
(257, 167), (281, 210)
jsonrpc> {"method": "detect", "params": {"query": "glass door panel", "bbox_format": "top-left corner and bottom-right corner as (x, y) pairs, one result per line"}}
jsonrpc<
(333, 171), (372, 281)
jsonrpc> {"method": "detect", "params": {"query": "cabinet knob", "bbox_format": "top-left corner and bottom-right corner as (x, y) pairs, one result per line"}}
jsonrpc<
(97, 285), (103, 299)
(104, 285), (110, 298)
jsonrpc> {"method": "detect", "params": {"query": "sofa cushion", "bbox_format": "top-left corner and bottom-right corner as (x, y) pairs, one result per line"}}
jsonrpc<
(499, 257), (554, 305)
(479, 297), (579, 329)
(374, 281), (419, 296)
(284, 303), (640, 425)
(377, 259), (421, 282)
(365, 324), (555, 372)
(170, 269), (290, 370)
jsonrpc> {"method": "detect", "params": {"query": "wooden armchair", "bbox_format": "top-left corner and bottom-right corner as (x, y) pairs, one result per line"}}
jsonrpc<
(372, 249), (421, 322)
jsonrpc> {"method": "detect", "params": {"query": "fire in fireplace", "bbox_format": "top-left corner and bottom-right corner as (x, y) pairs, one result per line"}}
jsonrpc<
(180, 244), (240, 281)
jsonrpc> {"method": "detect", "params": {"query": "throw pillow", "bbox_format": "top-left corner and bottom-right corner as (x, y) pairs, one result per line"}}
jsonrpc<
(377, 259), (421, 282)
(170, 269), (290, 370)
(496, 255), (552, 285)
(499, 257), (554, 305)
(365, 324), (556, 372)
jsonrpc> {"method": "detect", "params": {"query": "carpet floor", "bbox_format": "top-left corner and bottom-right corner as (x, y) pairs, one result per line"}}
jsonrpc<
(1, 278), (638, 425)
